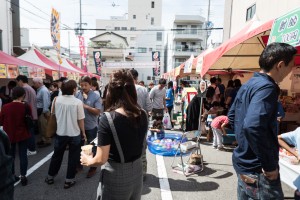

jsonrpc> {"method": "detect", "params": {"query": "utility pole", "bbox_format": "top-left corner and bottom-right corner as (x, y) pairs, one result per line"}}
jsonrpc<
(206, 0), (211, 49)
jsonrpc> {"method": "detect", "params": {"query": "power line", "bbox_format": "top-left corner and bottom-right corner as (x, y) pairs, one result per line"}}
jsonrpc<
(7, 0), (71, 29)
(18, 27), (224, 31)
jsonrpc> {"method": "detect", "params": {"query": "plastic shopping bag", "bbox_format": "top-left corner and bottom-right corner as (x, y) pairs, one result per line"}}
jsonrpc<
(163, 112), (172, 129)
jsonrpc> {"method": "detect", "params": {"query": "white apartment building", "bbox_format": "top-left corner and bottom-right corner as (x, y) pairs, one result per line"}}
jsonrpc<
(167, 15), (206, 72)
(223, 0), (300, 41)
(93, 0), (164, 84)
(0, 0), (13, 54)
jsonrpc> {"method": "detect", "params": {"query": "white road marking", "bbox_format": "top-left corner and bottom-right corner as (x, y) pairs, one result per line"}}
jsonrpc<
(14, 151), (54, 186)
(156, 155), (173, 200)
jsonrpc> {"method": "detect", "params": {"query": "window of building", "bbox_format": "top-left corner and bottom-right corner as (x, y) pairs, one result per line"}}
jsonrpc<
(130, 27), (136, 31)
(114, 27), (120, 30)
(138, 47), (147, 53)
(151, 1), (155, 8)
(246, 4), (256, 21)
(156, 32), (162, 41)
(156, 45), (162, 50)
(149, 47), (153, 51)
(133, 15), (136, 19)
(191, 25), (197, 34)
(121, 27), (127, 30)
(130, 47), (135, 49)
(0, 30), (2, 51)
(151, 17), (154, 25)
(130, 37), (136, 41)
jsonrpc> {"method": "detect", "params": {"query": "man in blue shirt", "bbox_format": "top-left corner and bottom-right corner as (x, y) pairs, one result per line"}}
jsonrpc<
(228, 43), (297, 200)
(76, 76), (102, 178)
(33, 78), (51, 147)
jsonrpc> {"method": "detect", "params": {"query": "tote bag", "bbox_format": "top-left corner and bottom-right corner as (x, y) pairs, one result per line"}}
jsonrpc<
(46, 97), (57, 138)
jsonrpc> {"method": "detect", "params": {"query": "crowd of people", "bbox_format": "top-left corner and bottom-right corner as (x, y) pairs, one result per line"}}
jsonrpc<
(0, 42), (300, 200)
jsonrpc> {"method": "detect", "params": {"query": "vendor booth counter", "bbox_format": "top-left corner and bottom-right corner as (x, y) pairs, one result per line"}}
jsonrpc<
(279, 158), (300, 190)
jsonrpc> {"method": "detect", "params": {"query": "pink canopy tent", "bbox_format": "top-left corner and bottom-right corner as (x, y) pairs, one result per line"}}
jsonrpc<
(34, 49), (77, 75)
(199, 18), (274, 77)
(0, 50), (51, 75)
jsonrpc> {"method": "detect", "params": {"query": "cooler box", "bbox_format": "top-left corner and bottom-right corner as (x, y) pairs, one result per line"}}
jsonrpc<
(223, 128), (236, 145)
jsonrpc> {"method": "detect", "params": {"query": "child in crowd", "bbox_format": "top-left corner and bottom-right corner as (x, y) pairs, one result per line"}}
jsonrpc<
(149, 114), (165, 139)
(211, 115), (229, 150)
(206, 101), (220, 128)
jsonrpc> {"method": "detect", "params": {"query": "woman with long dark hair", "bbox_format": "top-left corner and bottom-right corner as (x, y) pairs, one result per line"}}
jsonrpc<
(80, 69), (148, 200)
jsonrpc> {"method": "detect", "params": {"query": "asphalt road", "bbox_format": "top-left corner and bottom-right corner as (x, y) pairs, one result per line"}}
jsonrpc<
(13, 132), (295, 200)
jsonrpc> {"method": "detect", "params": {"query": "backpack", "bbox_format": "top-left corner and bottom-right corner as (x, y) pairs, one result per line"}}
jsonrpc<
(206, 86), (216, 99)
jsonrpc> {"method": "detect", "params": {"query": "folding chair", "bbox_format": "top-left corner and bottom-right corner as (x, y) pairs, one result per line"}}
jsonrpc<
(171, 130), (204, 176)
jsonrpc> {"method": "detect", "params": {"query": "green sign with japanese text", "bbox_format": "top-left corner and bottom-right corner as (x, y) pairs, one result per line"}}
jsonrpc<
(268, 8), (300, 47)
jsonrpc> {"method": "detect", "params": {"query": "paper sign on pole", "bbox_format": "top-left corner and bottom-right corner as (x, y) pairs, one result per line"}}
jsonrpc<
(184, 54), (194, 73)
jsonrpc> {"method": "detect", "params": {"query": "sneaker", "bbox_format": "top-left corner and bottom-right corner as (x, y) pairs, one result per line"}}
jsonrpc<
(20, 176), (27, 186)
(27, 150), (37, 156)
(212, 146), (217, 149)
(14, 175), (20, 183)
(217, 147), (224, 151)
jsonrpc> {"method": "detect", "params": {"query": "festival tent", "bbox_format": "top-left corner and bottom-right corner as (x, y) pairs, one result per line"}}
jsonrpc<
(19, 48), (78, 76)
(0, 50), (50, 77)
(18, 48), (56, 73)
(200, 18), (274, 77)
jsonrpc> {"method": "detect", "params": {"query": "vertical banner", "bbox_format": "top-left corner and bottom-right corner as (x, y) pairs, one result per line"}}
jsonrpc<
(7, 65), (19, 78)
(50, 8), (62, 65)
(0, 64), (7, 78)
(93, 51), (102, 76)
(152, 51), (160, 76)
(18, 66), (29, 77)
(78, 35), (87, 72)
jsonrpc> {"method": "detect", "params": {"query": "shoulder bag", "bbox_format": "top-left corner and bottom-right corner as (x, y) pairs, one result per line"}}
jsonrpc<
(46, 97), (57, 138)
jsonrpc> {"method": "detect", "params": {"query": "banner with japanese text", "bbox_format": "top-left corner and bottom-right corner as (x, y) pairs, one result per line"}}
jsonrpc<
(93, 51), (101, 76)
(152, 51), (160, 76)
(78, 36), (87, 72)
(0, 64), (7, 78)
(7, 65), (18, 78)
(50, 8), (62, 64)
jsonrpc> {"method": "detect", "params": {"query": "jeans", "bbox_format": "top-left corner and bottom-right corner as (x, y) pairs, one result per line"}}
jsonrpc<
(167, 106), (174, 127)
(10, 140), (28, 176)
(27, 121), (37, 151)
(237, 172), (284, 200)
(48, 135), (81, 181)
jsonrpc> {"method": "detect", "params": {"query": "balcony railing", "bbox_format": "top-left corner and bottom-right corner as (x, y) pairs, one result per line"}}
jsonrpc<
(174, 45), (202, 53)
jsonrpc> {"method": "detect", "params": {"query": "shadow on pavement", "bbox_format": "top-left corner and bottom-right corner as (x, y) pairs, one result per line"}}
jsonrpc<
(142, 173), (220, 195)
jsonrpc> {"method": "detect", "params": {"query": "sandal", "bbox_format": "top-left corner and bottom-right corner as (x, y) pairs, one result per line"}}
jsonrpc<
(64, 181), (76, 189)
(45, 177), (54, 185)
